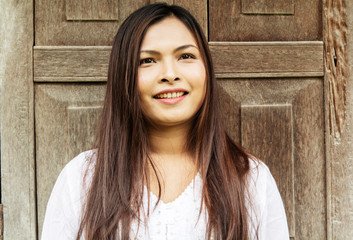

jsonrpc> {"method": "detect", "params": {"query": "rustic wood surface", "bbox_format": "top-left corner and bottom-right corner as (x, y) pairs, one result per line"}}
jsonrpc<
(218, 78), (326, 239)
(66, 0), (119, 20)
(35, 0), (207, 46)
(209, 0), (322, 41)
(0, 1), (36, 240)
(35, 84), (106, 236)
(242, 0), (294, 15)
(7, 0), (353, 239)
(210, 42), (323, 77)
(34, 42), (323, 82)
(325, 0), (353, 239)
(241, 104), (294, 235)
(34, 46), (111, 82)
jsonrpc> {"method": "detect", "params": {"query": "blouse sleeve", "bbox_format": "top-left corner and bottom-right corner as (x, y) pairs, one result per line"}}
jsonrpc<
(41, 152), (90, 240)
(249, 161), (290, 240)
(262, 167), (290, 239)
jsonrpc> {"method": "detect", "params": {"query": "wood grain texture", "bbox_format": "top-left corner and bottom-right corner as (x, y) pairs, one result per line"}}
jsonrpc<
(66, 0), (119, 20)
(148, 0), (207, 35)
(292, 79), (326, 239)
(35, 84), (106, 238)
(242, 0), (294, 15)
(175, 0), (207, 36)
(327, 1), (353, 239)
(209, 0), (322, 41)
(218, 85), (241, 143)
(241, 104), (294, 236)
(218, 78), (325, 239)
(67, 106), (102, 158)
(0, 1), (36, 240)
(34, 42), (323, 82)
(324, 0), (348, 141)
(35, 0), (120, 45)
(35, 0), (207, 45)
(211, 42), (324, 77)
(34, 46), (111, 82)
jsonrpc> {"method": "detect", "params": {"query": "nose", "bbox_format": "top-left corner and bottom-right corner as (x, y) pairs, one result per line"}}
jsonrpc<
(160, 59), (180, 83)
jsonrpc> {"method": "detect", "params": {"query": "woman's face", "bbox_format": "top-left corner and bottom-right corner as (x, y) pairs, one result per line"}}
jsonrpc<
(138, 17), (206, 128)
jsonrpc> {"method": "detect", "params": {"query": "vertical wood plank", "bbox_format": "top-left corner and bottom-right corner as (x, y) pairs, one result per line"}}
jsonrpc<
(241, 104), (294, 237)
(218, 84), (241, 144)
(327, 0), (353, 239)
(176, 0), (208, 37)
(119, 0), (149, 25)
(35, 84), (105, 238)
(66, 0), (119, 20)
(218, 78), (326, 239)
(0, 1), (36, 239)
(67, 106), (102, 159)
(292, 81), (326, 239)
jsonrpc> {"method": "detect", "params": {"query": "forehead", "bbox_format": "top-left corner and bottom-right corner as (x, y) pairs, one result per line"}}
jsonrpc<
(140, 16), (198, 49)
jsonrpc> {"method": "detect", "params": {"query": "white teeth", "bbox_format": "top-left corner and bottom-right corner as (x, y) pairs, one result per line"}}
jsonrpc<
(155, 92), (185, 99)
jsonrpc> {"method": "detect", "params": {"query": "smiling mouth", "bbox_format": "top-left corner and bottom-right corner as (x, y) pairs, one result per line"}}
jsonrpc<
(154, 92), (188, 99)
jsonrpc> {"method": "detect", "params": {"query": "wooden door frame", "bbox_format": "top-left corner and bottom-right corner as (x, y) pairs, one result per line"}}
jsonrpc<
(0, 1), (36, 240)
(1, 0), (353, 239)
(323, 0), (353, 239)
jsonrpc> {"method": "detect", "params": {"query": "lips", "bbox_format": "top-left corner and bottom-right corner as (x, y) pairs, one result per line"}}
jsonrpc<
(153, 89), (189, 99)
(153, 89), (189, 104)
(154, 91), (187, 99)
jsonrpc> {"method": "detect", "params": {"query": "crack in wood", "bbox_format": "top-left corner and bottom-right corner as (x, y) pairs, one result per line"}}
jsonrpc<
(324, 0), (348, 141)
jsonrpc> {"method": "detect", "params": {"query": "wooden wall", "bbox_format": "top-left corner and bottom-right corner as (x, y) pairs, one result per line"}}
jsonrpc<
(1, 0), (353, 239)
(0, 1), (36, 239)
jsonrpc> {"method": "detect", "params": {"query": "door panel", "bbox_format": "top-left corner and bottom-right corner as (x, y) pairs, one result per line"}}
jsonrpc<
(35, 84), (105, 235)
(209, 0), (322, 41)
(65, 0), (119, 21)
(242, 0), (295, 15)
(33, 46), (111, 82)
(35, 0), (207, 46)
(210, 42), (323, 78)
(219, 78), (326, 239)
(34, 0), (326, 239)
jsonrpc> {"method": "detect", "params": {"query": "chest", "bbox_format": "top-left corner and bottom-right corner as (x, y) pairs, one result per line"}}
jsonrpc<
(131, 174), (208, 240)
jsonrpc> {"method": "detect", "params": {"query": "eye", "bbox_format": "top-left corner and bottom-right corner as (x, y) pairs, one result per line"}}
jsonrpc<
(139, 58), (155, 65)
(180, 53), (195, 60)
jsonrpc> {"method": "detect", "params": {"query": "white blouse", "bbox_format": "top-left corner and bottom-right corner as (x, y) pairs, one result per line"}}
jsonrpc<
(41, 151), (289, 240)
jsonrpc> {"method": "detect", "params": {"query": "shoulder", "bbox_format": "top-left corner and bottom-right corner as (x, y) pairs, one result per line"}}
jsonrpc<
(247, 157), (274, 189)
(246, 157), (280, 215)
(41, 150), (97, 239)
(61, 150), (96, 182)
(59, 150), (97, 201)
(64, 150), (96, 173)
(246, 157), (290, 239)
(47, 149), (97, 208)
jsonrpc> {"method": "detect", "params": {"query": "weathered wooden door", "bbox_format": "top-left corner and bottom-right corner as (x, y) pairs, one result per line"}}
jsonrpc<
(34, 0), (325, 239)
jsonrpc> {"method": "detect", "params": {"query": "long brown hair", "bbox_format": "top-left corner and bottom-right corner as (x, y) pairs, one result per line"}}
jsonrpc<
(77, 3), (254, 240)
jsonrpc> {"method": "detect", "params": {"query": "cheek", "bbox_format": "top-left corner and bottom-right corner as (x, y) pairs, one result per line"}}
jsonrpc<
(137, 70), (151, 99)
(137, 67), (158, 93)
(192, 64), (207, 96)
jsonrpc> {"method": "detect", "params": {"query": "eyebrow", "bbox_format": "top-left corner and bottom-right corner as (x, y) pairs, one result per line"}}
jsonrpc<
(140, 44), (198, 55)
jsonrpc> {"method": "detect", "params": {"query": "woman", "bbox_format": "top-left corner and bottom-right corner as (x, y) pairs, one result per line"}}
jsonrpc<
(41, 3), (289, 240)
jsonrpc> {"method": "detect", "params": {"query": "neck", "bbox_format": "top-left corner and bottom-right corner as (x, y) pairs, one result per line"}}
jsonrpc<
(147, 123), (191, 157)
